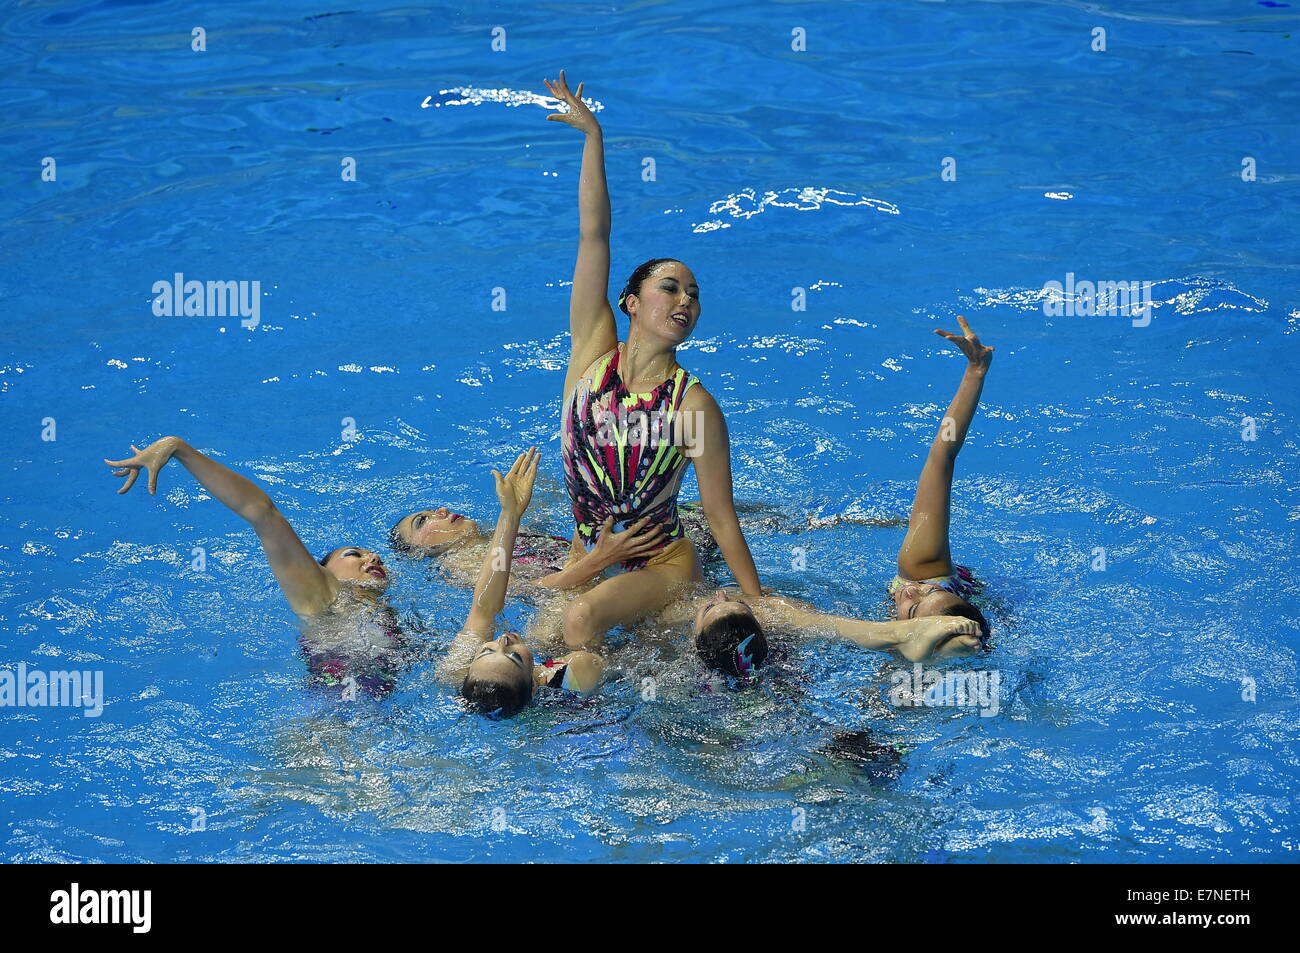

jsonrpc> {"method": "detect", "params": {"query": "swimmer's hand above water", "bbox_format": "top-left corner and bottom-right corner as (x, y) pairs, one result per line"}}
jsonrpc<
(466, 449), (540, 635)
(934, 315), (994, 375)
(891, 615), (982, 661)
(105, 435), (182, 495)
(106, 435), (338, 616)
(543, 69), (600, 136)
(492, 447), (540, 519)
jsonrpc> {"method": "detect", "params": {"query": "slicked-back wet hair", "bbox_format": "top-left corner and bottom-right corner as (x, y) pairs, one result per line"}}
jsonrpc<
(617, 258), (681, 316)
(388, 520), (416, 556)
(461, 673), (533, 718)
(695, 612), (768, 677)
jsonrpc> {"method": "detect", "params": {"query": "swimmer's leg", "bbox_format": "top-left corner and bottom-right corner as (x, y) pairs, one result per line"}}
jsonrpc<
(897, 317), (992, 581)
(525, 592), (577, 650)
(562, 566), (692, 650)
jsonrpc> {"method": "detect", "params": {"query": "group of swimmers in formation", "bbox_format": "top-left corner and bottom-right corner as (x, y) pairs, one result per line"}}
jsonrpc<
(105, 72), (995, 718)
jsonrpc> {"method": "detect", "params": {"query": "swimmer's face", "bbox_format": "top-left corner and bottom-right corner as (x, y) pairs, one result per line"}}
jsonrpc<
(467, 632), (535, 694)
(896, 585), (965, 621)
(322, 546), (390, 589)
(627, 261), (700, 344)
(692, 590), (755, 638)
(395, 508), (480, 550)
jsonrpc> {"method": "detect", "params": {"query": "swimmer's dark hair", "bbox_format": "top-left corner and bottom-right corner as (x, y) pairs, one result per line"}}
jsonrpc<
(696, 612), (768, 677)
(461, 673), (533, 718)
(388, 520), (417, 556)
(617, 258), (681, 316)
(317, 550), (334, 566)
(943, 600), (991, 641)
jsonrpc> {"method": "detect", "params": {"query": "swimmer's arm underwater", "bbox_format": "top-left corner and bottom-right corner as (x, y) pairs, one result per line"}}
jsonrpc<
(897, 316), (995, 582)
(544, 69), (619, 395)
(438, 449), (538, 683)
(660, 591), (980, 661)
(697, 500), (908, 535)
(104, 436), (337, 616)
(655, 597), (703, 628)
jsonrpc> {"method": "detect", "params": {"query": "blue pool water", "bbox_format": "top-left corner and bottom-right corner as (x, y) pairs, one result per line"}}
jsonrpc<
(2, 0), (1297, 862)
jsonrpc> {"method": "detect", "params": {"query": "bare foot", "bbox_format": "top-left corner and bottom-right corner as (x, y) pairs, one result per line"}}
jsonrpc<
(933, 634), (983, 659)
(895, 617), (981, 662)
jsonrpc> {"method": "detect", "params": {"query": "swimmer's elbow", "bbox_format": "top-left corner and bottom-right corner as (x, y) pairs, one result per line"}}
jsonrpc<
(249, 500), (290, 534)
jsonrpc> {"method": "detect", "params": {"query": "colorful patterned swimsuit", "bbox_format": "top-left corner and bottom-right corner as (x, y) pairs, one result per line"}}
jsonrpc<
(887, 564), (982, 600)
(537, 656), (579, 693)
(510, 531), (573, 577)
(561, 345), (700, 570)
(299, 605), (410, 699)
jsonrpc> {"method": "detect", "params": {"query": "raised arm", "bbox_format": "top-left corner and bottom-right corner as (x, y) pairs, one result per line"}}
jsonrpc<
(437, 449), (538, 683)
(544, 70), (619, 392)
(687, 387), (763, 596)
(897, 316), (995, 581)
(105, 436), (337, 616)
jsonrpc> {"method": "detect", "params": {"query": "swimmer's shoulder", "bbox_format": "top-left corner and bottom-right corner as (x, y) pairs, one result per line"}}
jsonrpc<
(552, 651), (604, 693)
(678, 378), (716, 413)
(429, 538), (482, 583)
(564, 345), (620, 396)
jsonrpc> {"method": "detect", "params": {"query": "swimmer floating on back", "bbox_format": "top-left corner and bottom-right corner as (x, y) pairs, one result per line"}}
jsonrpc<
(436, 449), (604, 717)
(543, 69), (764, 652)
(657, 586), (983, 680)
(104, 436), (412, 696)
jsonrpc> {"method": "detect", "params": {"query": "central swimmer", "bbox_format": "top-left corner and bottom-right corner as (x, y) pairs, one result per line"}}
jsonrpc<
(543, 70), (764, 651)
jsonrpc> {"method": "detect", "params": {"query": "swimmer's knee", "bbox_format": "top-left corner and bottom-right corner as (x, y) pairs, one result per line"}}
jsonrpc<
(563, 597), (597, 649)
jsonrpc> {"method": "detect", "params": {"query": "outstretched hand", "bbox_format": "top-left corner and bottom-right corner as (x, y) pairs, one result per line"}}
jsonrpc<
(493, 448), (540, 518)
(104, 436), (182, 495)
(543, 69), (600, 135)
(934, 315), (994, 374)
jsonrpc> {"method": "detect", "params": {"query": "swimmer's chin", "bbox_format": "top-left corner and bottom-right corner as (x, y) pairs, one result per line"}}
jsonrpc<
(342, 576), (391, 592)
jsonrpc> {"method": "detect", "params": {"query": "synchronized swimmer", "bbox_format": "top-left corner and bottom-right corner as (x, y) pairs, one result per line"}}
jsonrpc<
(103, 70), (996, 714)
